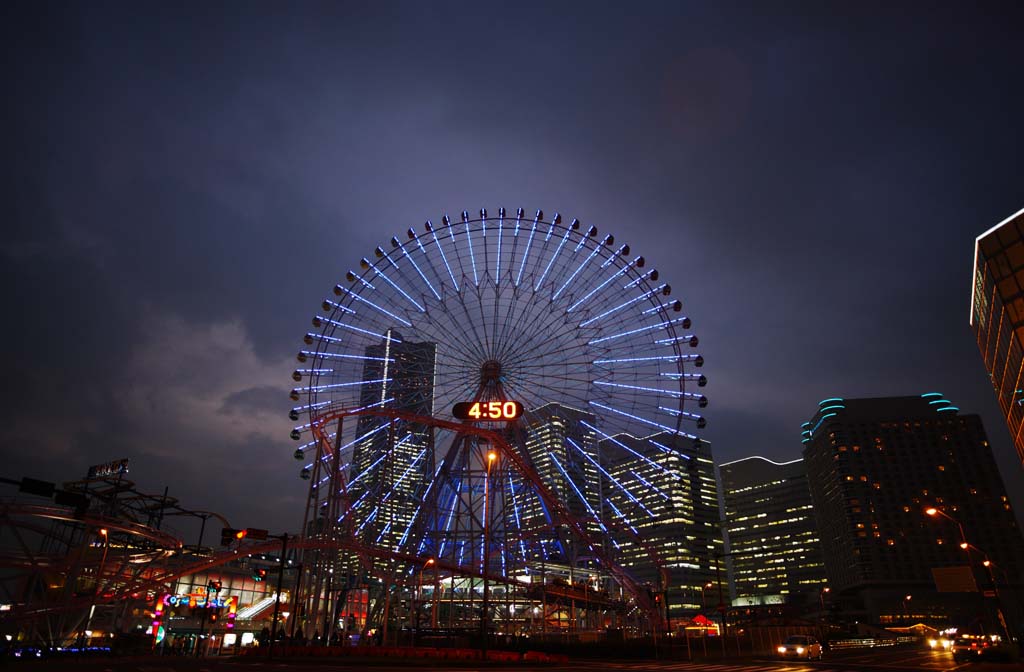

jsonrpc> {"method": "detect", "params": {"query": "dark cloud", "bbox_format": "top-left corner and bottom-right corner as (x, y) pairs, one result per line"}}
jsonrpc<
(2, 1), (1023, 534)
(220, 385), (287, 417)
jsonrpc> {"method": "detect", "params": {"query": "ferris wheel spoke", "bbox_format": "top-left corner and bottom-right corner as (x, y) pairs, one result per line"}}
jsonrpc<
(460, 213), (480, 287)
(514, 212), (542, 287)
(491, 291), (579, 364)
(489, 283), (550, 364)
(566, 256), (640, 313)
(502, 323), (588, 369)
(552, 244), (604, 301)
(534, 221), (573, 292)
(415, 311), (487, 366)
(450, 290), (493, 363)
(420, 221), (459, 292)
(367, 261), (426, 313)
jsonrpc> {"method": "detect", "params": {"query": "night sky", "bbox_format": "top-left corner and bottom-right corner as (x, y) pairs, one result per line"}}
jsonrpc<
(3, 1), (1023, 537)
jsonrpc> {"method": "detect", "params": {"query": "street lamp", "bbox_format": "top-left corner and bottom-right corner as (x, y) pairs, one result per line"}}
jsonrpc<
(84, 528), (110, 645)
(416, 558), (435, 640)
(482, 449), (497, 653)
(976, 557), (1011, 641)
(924, 508), (968, 549)
(902, 594), (912, 623)
(924, 509), (1008, 638)
(700, 582), (713, 610)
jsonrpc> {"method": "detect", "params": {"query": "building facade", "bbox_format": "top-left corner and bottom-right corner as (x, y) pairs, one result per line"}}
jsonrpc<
(349, 328), (437, 550)
(719, 456), (827, 605)
(801, 395), (1024, 631)
(971, 206), (1024, 465)
(519, 402), (601, 561)
(603, 433), (723, 618)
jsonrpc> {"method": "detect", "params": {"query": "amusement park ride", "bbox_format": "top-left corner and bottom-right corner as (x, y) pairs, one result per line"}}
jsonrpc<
(288, 208), (707, 643)
(0, 208), (708, 648)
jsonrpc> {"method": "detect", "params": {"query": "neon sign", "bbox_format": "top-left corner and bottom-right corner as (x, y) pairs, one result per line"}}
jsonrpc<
(162, 591), (235, 609)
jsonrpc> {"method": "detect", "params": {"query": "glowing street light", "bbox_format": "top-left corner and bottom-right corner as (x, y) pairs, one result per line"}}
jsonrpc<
(482, 448), (498, 654)
(924, 507), (968, 550)
(700, 582), (713, 609)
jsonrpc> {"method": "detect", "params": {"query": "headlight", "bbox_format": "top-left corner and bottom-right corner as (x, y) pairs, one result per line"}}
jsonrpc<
(777, 646), (786, 654)
(928, 639), (938, 648)
(797, 647), (804, 654)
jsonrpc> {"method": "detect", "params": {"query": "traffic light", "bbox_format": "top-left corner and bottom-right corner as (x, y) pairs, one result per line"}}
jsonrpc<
(209, 580), (222, 592)
(221, 528), (246, 545)
(252, 568), (267, 582)
(245, 528), (269, 541)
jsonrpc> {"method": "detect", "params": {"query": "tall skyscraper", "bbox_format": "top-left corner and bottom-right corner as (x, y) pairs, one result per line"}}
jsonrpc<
(971, 206), (1024, 465)
(603, 433), (723, 618)
(520, 402), (601, 546)
(719, 456), (827, 605)
(349, 329), (437, 550)
(801, 395), (1024, 628)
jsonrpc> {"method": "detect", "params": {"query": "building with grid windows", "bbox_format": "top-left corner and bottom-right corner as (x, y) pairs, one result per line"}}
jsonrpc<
(801, 395), (1024, 630)
(349, 328), (437, 550)
(603, 433), (723, 618)
(518, 403), (602, 560)
(971, 206), (1024, 466)
(719, 456), (826, 605)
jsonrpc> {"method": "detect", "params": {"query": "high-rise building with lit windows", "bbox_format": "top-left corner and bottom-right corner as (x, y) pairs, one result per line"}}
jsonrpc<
(801, 395), (1024, 628)
(519, 402), (602, 552)
(971, 206), (1024, 466)
(719, 456), (826, 605)
(349, 328), (437, 550)
(603, 433), (722, 618)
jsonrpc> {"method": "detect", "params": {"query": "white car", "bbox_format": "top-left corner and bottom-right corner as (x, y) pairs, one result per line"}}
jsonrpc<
(777, 634), (823, 659)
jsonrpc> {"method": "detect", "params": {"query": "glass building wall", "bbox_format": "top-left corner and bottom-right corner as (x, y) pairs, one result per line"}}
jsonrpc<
(971, 206), (1024, 465)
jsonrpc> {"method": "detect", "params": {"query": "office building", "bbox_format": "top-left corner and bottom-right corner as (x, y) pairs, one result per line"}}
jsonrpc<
(719, 456), (827, 605)
(971, 206), (1024, 465)
(603, 433), (723, 618)
(349, 328), (437, 550)
(801, 395), (1024, 629)
(520, 403), (601, 542)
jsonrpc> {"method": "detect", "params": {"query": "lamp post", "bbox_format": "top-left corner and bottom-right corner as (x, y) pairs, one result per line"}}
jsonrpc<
(268, 533), (290, 659)
(416, 558), (435, 643)
(976, 556), (1011, 640)
(84, 528), (109, 645)
(902, 594), (911, 624)
(925, 508), (1003, 636)
(700, 582), (713, 610)
(818, 587), (830, 642)
(925, 508), (968, 548)
(481, 449), (496, 655)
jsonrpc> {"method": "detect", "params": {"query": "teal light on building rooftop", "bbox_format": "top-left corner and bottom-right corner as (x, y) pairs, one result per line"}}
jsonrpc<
(819, 397), (844, 406)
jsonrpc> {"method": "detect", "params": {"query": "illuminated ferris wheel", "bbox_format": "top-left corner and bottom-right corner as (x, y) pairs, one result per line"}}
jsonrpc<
(289, 208), (706, 631)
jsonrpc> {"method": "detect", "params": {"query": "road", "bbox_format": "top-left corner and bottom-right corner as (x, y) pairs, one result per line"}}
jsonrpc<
(10, 646), (1016, 672)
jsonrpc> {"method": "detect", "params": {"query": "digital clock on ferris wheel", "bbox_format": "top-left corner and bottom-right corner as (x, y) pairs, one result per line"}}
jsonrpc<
(452, 401), (523, 421)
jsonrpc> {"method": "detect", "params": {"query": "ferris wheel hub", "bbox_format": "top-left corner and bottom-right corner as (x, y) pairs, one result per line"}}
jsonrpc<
(480, 359), (503, 383)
